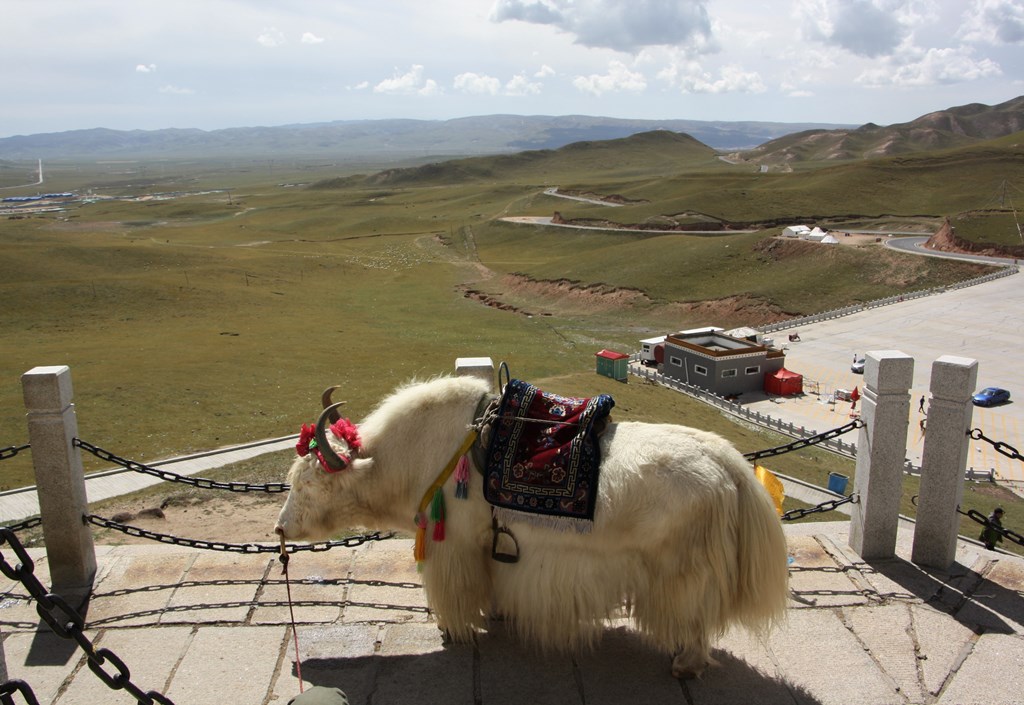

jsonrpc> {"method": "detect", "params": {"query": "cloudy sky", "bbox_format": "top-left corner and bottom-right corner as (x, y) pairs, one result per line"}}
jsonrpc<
(2, 0), (1022, 138)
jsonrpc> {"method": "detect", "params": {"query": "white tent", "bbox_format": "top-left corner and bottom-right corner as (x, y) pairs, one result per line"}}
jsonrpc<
(804, 227), (827, 241)
(782, 225), (810, 238)
(821, 234), (839, 244)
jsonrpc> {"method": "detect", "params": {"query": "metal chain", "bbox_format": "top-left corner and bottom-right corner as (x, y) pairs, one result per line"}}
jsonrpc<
(0, 527), (175, 705)
(86, 514), (395, 553)
(2, 517), (42, 534)
(780, 494), (857, 522)
(0, 444), (30, 462)
(968, 428), (1024, 463)
(744, 419), (864, 462)
(0, 679), (41, 705)
(74, 438), (290, 493)
(957, 506), (1024, 547)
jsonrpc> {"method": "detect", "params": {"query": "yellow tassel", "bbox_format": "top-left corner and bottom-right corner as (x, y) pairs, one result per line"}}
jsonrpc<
(413, 512), (427, 562)
(754, 465), (786, 516)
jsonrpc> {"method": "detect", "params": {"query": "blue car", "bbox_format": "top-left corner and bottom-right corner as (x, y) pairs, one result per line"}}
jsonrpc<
(972, 387), (1011, 407)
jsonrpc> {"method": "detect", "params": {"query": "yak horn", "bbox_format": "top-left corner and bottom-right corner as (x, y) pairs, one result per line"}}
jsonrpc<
(321, 386), (344, 424)
(314, 402), (351, 472)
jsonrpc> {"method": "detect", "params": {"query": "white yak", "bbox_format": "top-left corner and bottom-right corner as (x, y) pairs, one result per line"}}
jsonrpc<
(275, 375), (789, 678)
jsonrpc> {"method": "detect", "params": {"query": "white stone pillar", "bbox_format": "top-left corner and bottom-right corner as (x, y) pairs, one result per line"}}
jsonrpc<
(849, 351), (914, 560)
(22, 366), (96, 598)
(455, 357), (495, 390)
(912, 356), (978, 569)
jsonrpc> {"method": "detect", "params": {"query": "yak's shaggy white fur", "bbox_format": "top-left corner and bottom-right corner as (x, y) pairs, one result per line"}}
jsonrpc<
(276, 375), (789, 678)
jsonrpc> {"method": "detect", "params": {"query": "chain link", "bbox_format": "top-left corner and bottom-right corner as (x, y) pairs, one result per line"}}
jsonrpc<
(0, 679), (42, 705)
(86, 514), (395, 553)
(968, 428), (1024, 463)
(2, 517), (42, 534)
(958, 507), (1024, 547)
(780, 494), (858, 522)
(744, 419), (864, 462)
(74, 438), (290, 493)
(0, 527), (175, 705)
(0, 444), (30, 462)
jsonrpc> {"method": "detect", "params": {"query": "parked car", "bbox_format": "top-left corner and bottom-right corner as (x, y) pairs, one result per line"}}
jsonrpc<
(851, 357), (865, 374)
(972, 387), (1011, 407)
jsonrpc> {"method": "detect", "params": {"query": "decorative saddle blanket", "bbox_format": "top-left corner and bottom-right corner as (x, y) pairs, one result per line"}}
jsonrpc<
(483, 378), (614, 531)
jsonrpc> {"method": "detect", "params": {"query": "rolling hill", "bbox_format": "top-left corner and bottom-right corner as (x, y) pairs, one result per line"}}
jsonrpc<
(735, 95), (1024, 166)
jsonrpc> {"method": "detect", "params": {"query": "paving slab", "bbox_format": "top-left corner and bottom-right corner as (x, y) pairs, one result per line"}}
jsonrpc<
(787, 534), (870, 608)
(912, 603), (977, 698)
(938, 632), (1024, 705)
(375, 622), (475, 705)
(53, 625), (193, 705)
(842, 604), (924, 703)
(1, 630), (81, 704)
(255, 549), (355, 625)
(163, 551), (271, 624)
(86, 551), (195, 627)
(272, 624), (381, 705)
(476, 625), (582, 705)
(2, 528), (1023, 705)
(766, 608), (899, 705)
(343, 538), (430, 625)
(165, 626), (286, 705)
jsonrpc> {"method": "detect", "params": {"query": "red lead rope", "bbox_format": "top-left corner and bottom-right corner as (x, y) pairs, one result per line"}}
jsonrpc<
(279, 537), (304, 694)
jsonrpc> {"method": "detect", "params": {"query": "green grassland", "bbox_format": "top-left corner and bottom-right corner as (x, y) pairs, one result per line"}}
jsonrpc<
(1, 132), (1020, 545)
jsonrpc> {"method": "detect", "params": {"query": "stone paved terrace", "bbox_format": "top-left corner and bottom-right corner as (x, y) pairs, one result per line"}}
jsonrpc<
(1, 523), (1022, 705)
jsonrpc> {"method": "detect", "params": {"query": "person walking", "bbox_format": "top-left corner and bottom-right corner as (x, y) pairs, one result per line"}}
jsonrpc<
(918, 395), (926, 413)
(979, 507), (1005, 550)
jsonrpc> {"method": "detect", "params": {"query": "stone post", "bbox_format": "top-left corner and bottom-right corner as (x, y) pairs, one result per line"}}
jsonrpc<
(912, 356), (978, 569)
(455, 357), (495, 390)
(22, 366), (96, 599)
(849, 351), (914, 560)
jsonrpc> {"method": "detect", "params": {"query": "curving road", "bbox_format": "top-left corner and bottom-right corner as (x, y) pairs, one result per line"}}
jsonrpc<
(885, 235), (1021, 266)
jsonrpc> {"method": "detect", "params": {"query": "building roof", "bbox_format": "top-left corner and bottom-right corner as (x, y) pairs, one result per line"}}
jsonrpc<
(595, 349), (629, 360)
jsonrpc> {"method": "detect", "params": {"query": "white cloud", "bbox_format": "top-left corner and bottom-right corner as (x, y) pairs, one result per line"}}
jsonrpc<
(505, 73), (543, 95)
(159, 84), (195, 95)
(301, 32), (325, 45)
(856, 46), (1002, 86)
(678, 64), (766, 94)
(959, 0), (1024, 44)
(572, 60), (646, 95)
(492, 0), (714, 53)
(535, 64), (556, 78)
(257, 27), (286, 48)
(657, 57), (765, 95)
(454, 71), (543, 96)
(135, 63), (157, 73)
(373, 65), (441, 96)
(454, 72), (502, 95)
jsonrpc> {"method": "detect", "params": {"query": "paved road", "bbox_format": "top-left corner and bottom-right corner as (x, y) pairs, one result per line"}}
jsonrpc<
(747, 268), (1024, 485)
(885, 235), (1022, 265)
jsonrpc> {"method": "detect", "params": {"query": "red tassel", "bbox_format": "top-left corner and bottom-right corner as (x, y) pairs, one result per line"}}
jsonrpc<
(430, 487), (446, 542)
(454, 455), (469, 499)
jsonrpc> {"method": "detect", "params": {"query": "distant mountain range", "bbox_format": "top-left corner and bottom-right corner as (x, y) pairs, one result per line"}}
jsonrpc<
(734, 95), (1024, 165)
(0, 115), (850, 161)
(1, 96), (1020, 164)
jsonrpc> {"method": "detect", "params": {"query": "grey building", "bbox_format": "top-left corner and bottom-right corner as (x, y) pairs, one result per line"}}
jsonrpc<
(661, 329), (786, 397)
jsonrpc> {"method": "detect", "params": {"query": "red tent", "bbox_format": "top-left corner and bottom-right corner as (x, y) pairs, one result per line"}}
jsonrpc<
(764, 368), (803, 396)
